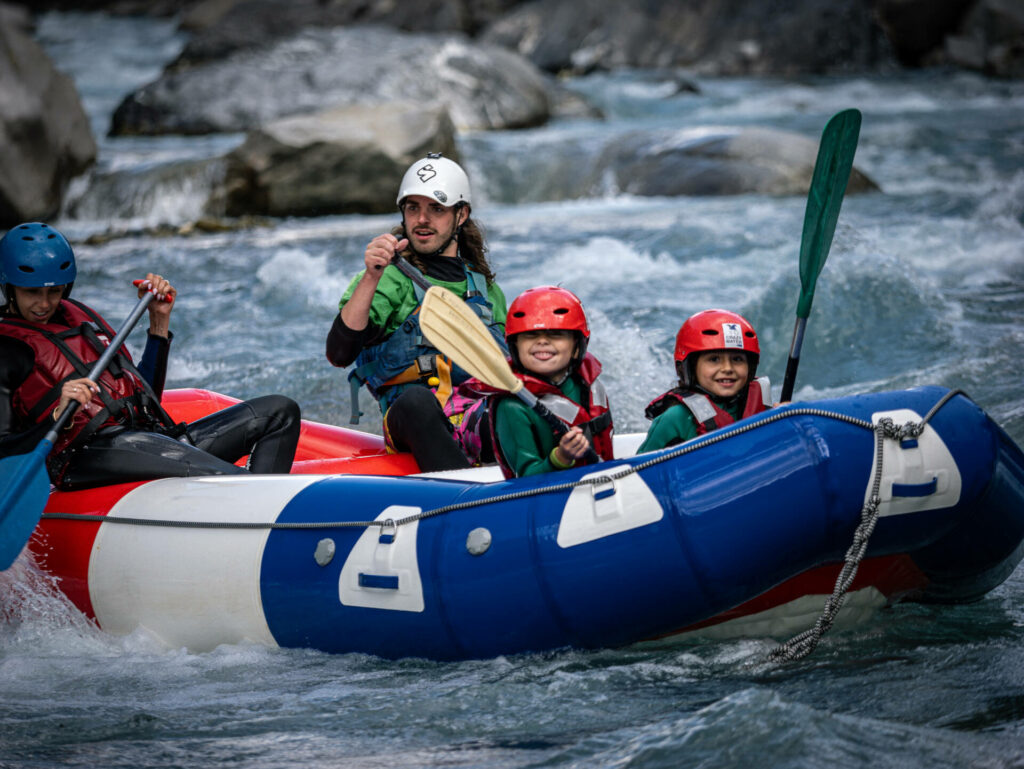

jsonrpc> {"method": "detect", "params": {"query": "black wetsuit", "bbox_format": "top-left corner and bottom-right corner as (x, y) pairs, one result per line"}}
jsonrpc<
(0, 307), (301, 490)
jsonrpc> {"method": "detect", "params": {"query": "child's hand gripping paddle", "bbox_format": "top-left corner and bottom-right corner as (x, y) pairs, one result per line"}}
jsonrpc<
(418, 284), (601, 465)
(0, 290), (156, 570)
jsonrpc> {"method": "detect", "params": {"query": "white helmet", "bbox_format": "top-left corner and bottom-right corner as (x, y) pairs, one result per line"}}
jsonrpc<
(396, 153), (472, 209)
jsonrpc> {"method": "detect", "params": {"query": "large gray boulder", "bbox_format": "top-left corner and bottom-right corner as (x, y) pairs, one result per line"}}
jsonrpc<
(584, 127), (878, 198)
(110, 26), (551, 136)
(0, 3), (96, 228)
(175, 0), (522, 65)
(208, 102), (459, 217)
(481, 0), (894, 75)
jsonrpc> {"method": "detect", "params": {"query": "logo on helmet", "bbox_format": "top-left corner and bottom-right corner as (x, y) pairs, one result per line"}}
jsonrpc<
(417, 164), (437, 183)
(722, 323), (743, 348)
(434, 191), (448, 203)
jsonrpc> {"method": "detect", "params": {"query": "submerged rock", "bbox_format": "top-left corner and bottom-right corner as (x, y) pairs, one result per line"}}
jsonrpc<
(110, 26), (551, 136)
(588, 126), (879, 197)
(62, 156), (227, 227)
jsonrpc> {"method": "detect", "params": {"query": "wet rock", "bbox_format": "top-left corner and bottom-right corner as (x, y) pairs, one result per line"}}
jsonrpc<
(79, 214), (273, 246)
(874, 0), (976, 66)
(63, 156), (227, 226)
(481, 0), (895, 75)
(208, 102), (459, 217)
(0, 3), (96, 228)
(588, 126), (879, 198)
(110, 26), (551, 136)
(175, 0), (520, 66)
(944, 0), (1024, 77)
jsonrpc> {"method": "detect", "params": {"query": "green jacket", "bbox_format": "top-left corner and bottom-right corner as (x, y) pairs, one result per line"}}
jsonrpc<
(339, 264), (507, 336)
(493, 375), (589, 478)
(638, 394), (747, 453)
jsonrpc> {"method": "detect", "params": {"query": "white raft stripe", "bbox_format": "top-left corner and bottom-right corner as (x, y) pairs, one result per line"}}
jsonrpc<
(88, 474), (324, 652)
(649, 587), (888, 643)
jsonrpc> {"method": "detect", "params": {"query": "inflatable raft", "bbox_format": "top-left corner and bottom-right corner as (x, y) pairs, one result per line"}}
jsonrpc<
(27, 385), (1024, 660)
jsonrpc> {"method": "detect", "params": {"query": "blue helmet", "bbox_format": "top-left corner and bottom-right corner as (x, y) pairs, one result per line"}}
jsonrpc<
(0, 222), (77, 302)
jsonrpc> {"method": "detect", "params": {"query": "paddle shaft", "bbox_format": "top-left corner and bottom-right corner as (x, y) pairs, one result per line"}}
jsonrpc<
(46, 291), (155, 440)
(0, 290), (157, 570)
(780, 317), (807, 404)
(779, 108), (861, 403)
(391, 253), (432, 291)
(512, 385), (601, 464)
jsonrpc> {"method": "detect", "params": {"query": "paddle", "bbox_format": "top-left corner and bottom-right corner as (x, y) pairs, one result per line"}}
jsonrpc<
(779, 108), (862, 403)
(0, 290), (156, 570)
(418, 284), (601, 464)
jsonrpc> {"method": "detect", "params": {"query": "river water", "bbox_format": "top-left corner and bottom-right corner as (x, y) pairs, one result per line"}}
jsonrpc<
(2, 11), (1023, 769)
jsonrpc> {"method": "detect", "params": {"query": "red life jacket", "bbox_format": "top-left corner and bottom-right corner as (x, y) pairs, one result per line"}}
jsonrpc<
(644, 376), (771, 436)
(0, 299), (168, 480)
(486, 353), (614, 478)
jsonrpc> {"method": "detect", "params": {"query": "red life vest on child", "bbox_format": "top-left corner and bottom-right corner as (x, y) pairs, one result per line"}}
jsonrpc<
(492, 354), (614, 478)
(449, 353), (614, 475)
(644, 376), (771, 436)
(0, 299), (167, 479)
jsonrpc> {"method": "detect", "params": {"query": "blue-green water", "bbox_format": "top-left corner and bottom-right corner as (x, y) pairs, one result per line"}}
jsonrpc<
(2, 11), (1023, 769)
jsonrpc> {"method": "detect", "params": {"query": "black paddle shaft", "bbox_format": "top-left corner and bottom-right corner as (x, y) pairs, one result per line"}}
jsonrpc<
(46, 292), (155, 441)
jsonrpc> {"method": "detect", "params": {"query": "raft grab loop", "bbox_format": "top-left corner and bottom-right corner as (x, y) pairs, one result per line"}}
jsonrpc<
(557, 465), (664, 548)
(340, 505), (424, 613)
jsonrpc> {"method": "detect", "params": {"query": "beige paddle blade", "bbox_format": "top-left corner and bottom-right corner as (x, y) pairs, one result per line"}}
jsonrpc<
(419, 286), (523, 395)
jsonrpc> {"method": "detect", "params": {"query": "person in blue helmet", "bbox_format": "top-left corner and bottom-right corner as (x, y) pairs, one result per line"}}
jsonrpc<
(325, 153), (508, 471)
(0, 222), (302, 490)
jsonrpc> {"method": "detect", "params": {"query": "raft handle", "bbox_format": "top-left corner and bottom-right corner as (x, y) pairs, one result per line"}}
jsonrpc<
(892, 477), (938, 498)
(591, 477), (617, 501)
(378, 518), (397, 544)
(359, 573), (399, 590)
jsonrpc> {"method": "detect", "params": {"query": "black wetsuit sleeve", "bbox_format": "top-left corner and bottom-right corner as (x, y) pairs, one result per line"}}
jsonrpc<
(134, 331), (173, 398)
(0, 336), (52, 457)
(326, 313), (379, 368)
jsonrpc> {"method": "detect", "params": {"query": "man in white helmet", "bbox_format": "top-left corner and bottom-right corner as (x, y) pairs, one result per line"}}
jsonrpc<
(326, 153), (508, 471)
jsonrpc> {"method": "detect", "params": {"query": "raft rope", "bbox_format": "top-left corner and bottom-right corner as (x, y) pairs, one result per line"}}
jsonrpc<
(39, 405), (879, 531)
(40, 388), (966, 660)
(768, 387), (964, 662)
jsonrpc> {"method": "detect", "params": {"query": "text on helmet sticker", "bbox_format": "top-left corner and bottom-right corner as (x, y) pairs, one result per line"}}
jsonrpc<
(722, 322), (743, 348)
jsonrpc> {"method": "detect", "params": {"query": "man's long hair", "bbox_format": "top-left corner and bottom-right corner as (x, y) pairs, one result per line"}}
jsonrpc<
(392, 212), (496, 284)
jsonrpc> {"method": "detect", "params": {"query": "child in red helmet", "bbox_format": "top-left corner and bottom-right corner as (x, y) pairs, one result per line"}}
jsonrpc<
(454, 286), (614, 477)
(639, 309), (772, 452)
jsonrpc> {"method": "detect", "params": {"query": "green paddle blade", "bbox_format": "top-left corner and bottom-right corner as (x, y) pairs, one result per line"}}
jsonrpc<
(0, 440), (53, 570)
(796, 108), (862, 319)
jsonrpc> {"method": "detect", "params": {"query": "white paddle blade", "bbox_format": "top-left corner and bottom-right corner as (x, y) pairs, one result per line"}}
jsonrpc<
(419, 286), (522, 394)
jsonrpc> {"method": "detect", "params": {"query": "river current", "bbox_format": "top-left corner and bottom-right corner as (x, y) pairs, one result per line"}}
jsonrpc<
(1, 11), (1023, 769)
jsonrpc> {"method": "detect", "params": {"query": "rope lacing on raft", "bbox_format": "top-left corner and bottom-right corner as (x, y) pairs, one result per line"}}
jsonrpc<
(39, 388), (968, 660)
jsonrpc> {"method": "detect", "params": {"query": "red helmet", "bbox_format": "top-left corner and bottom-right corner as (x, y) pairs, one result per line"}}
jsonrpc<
(675, 309), (760, 385)
(506, 286), (590, 365)
(506, 286), (590, 338)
